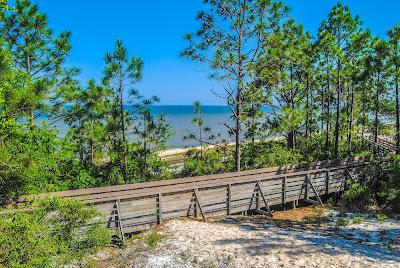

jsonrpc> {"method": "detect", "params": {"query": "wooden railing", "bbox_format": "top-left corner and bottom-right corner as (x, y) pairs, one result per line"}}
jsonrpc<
(37, 157), (373, 236)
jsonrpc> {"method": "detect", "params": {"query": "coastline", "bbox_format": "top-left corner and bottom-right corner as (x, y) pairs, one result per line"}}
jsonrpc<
(158, 135), (285, 159)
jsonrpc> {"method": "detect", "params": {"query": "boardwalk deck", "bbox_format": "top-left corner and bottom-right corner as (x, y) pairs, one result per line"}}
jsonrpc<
(38, 156), (374, 235)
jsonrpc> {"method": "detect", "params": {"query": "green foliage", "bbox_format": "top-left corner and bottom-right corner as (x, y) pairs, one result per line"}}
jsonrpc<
(352, 217), (365, 224)
(145, 232), (162, 248)
(341, 155), (400, 213)
(342, 182), (373, 211)
(336, 218), (351, 227)
(0, 197), (111, 267)
(377, 214), (388, 221)
(0, 120), (95, 197)
(181, 148), (234, 177)
(241, 141), (304, 170)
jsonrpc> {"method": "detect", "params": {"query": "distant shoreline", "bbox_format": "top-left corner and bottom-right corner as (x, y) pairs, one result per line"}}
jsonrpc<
(158, 135), (284, 158)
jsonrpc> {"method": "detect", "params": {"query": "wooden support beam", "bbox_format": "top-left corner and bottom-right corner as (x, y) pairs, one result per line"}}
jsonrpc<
(325, 170), (330, 195)
(347, 169), (356, 180)
(304, 199), (319, 205)
(227, 184), (232, 215)
(304, 174), (309, 200)
(282, 176), (287, 206)
(305, 174), (323, 205)
(194, 189), (207, 222)
(157, 193), (162, 224)
(116, 199), (125, 243)
(256, 181), (272, 216)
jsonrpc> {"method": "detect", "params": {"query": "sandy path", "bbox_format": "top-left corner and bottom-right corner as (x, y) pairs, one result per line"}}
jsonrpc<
(128, 217), (400, 268)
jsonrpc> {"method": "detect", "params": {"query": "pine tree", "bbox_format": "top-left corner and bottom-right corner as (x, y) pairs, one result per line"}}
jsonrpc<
(0, 0), (73, 127)
(103, 39), (143, 182)
(182, 0), (288, 171)
(321, 3), (361, 157)
(132, 95), (172, 178)
(388, 25), (400, 152)
(256, 18), (311, 150)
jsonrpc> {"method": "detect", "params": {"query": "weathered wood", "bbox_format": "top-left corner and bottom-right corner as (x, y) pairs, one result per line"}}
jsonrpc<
(227, 184), (232, 215)
(256, 181), (272, 216)
(194, 189), (206, 222)
(157, 193), (162, 224)
(116, 199), (125, 243)
(306, 174), (323, 205)
(325, 170), (330, 195)
(30, 156), (380, 233)
(282, 176), (287, 205)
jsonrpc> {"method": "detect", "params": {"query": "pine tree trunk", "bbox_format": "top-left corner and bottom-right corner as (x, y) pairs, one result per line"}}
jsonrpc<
(90, 117), (94, 164)
(305, 76), (310, 138)
(334, 59), (341, 156)
(395, 63), (400, 153)
(347, 85), (354, 154)
(235, 92), (241, 172)
(374, 73), (380, 143)
(235, 23), (243, 172)
(325, 68), (331, 152)
(118, 63), (127, 180)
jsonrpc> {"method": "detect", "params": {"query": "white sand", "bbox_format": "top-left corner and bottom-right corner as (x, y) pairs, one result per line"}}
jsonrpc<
(158, 136), (285, 158)
(128, 215), (400, 268)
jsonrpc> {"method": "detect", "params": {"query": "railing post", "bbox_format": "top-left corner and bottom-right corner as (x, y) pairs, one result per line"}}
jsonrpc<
(256, 182), (260, 210)
(326, 169), (330, 195)
(282, 176), (287, 206)
(157, 193), (162, 224)
(227, 184), (232, 215)
(305, 174), (310, 200)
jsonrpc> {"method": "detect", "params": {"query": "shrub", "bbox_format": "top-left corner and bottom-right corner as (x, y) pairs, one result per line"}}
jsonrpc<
(0, 197), (111, 267)
(341, 182), (373, 211)
(241, 142), (304, 170)
(146, 232), (162, 248)
(377, 214), (388, 222)
(352, 217), (365, 224)
(180, 148), (234, 177)
(336, 218), (351, 227)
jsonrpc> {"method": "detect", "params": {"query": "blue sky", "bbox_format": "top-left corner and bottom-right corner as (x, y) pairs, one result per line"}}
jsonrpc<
(36, 0), (399, 105)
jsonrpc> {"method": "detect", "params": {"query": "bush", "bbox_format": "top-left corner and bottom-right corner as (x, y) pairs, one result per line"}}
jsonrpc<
(352, 217), (365, 224)
(377, 214), (388, 222)
(180, 148), (234, 177)
(342, 182), (373, 211)
(0, 120), (97, 198)
(0, 197), (111, 267)
(342, 155), (400, 213)
(336, 218), (351, 227)
(241, 141), (304, 170)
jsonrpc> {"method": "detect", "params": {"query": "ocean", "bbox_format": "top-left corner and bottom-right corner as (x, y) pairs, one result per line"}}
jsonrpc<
(51, 105), (236, 149)
(146, 105), (234, 148)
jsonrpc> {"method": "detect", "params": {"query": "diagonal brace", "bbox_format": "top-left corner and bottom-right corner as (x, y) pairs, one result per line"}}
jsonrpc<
(194, 189), (207, 222)
(305, 174), (323, 205)
(115, 198), (125, 243)
(256, 181), (272, 216)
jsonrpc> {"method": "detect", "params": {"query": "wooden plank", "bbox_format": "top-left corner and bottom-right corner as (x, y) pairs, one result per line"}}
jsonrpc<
(306, 174), (323, 205)
(116, 199), (125, 243)
(227, 184), (231, 215)
(256, 181), (272, 215)
(34, 156), (373, 200)
(194, 189), (206, 222)
(282, 176), (287, 205)
(157, 193), (162, 224)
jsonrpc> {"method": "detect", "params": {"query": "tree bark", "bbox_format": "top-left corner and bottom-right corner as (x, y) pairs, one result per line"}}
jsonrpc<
(325, 65), (331, 152)
(334, 28), (341, 158)
(118, 62), (127, 180)
(395, 61), (400, 153)
(347, 84), (354, 154)
(374, 72), (380, 143)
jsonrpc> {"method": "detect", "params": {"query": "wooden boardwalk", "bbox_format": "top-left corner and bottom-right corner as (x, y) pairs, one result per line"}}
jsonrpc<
(41, 157), (374, 236)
